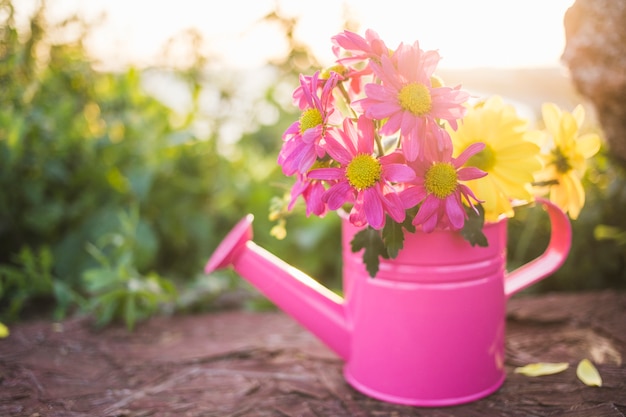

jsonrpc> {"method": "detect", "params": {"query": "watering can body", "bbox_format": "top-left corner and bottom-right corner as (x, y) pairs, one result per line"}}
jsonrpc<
(341, 218), (508, 405)
(205, 198), (571, 406)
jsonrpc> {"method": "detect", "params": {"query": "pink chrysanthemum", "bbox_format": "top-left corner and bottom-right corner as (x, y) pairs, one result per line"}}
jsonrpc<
(330, 29), (393, 97)
(354, 42), (469, 162)
(278, 71), (341, 175)
(401, 142), (487, 232)
(308, 116), (416, 230)
(288, 171), (329, 217)
(331, 28), (390, 66)
(291, 70), (342, 110)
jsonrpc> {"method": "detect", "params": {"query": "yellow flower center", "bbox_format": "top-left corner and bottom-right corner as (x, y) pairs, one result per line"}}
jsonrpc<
(425, 162), (458, 198)
(299, 108), (323, 134)
(551, 147), (572, 173)
(467, 144), (496, 171)
(397, 83), (432, 116)
(346, 154), (382, 190)
(321, 65), (347, 78)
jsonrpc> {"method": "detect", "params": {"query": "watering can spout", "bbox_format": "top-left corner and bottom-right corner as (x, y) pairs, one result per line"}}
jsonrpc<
(204, 214), (350, 360)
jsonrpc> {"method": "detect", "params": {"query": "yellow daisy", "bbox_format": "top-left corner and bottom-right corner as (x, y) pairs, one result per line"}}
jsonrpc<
(533, 103), (601, 219)
(447, 96), (542, 222)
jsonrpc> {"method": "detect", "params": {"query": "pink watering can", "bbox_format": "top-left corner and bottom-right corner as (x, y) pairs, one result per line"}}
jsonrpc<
(204, 197), (571, 407)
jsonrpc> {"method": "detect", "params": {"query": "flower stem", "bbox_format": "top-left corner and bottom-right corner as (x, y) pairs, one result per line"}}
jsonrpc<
(337, 82), (357, 119)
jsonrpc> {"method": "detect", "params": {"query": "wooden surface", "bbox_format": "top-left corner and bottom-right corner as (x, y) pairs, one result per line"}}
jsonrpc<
(1, 290), (625, 416)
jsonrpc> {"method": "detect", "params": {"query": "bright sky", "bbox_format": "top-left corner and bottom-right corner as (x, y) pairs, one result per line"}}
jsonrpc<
(17, 0), (575, 70)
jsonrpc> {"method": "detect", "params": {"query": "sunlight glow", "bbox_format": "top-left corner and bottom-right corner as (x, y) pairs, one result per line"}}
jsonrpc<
(16, 0), (575, 70)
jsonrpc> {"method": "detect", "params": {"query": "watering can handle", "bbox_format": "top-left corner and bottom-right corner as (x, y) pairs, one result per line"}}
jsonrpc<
(504, 197), (572, 298)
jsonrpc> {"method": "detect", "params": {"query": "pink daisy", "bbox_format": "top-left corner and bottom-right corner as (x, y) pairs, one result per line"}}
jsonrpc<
(331, 28), (390, 66)
(291, 70), (342, 110)
(278, 71), (341, 176)
(354, 41), (469, 162)
(288, 171), (329, 217)
(401, 142), (487, 232)
(331, 29), (391, 96)
(307, 116), (416, 230)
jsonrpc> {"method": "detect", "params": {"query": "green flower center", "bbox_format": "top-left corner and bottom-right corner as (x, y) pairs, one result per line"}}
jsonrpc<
(299, 108), (323, 134)
(397, 83), (432, 116)
(467, 144), (496, 171)
(346, 154), (382, 190)
(425, 162), (458, 198)
(551, 147), (572, 173)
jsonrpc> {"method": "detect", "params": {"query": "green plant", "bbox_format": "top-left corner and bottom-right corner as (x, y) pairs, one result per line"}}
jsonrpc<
(0, 0), (337, 326)
(0, 1), (230, 324)
(0, 245), (81, 320)
(82, 206), (177, 330)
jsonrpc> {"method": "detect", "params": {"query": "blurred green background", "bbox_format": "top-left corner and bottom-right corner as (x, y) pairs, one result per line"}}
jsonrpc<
(1, 0), (625, 330)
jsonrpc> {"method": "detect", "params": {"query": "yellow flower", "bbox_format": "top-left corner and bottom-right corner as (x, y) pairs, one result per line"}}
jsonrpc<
(448, 96), (542, 222)
(533, 103), (601, 219)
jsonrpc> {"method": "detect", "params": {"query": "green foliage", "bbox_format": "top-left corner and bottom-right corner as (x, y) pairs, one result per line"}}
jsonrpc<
(383, 216), (415, 259)
(0, 0), (343, 326)
(81, 206), (177, 330)
(349, 215), (417, 278)
(0, 0), (285, 325)
(0, 2), (187, 324)
(1, 246), (58, 319)
(351, 226), (388, 277)
(461, 205), (488, 247)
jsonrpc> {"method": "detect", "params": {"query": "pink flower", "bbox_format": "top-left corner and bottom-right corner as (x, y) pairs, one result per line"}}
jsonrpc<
(278, 71), (341, 176)
(331, 28), (390, 66)
(308, 116), (416, 230)
(331, 29), (392, 96)
(354, 42), (469, 162)
(401, 142), (487, 232)
(288, 172), (329, 217)
(291, 71), (340, 110)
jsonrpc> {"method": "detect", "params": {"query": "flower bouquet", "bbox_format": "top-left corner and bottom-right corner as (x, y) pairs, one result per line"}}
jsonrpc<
(206, 28), (603, 405)
(272, 28), (601, 277)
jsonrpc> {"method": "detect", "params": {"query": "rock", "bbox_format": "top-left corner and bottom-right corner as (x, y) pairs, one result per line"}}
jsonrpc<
(562, 0), (626, 165)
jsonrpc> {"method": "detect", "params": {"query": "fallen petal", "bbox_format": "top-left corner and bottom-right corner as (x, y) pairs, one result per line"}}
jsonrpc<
(514, 362), (569, 377)
(576, 359), (602, 387)
(0, 322), (8, 338)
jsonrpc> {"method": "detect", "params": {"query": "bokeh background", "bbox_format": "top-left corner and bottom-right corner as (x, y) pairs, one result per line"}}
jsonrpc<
(2, 0), (625, 329)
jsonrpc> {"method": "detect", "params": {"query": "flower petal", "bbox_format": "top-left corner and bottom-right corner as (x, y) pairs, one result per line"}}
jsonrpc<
(445, 194), (465, 230)
(455, 142), (486, 167)
(324, 181), (353, 210)
(576, 359), (602, 387)
(362, 188), (385, 229)
(325, 130), (355, 164)
(399, 185), (427, 209)
(307, 167), (344, 181)
(382, 163), (416, 183)
(412, 194), (439, 228)
(542, 102), (562, 137)
(514, 362), (569, 377)
(576, 133), (601, 159)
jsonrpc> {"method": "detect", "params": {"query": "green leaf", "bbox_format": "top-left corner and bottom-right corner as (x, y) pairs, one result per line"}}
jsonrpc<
(382, 219), (405, 259)
(461, 204), (488, 247)
(351, 227), (387, 278)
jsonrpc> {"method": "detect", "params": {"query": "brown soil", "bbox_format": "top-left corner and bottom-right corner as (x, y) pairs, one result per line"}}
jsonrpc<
(1, 290), (626, 417)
